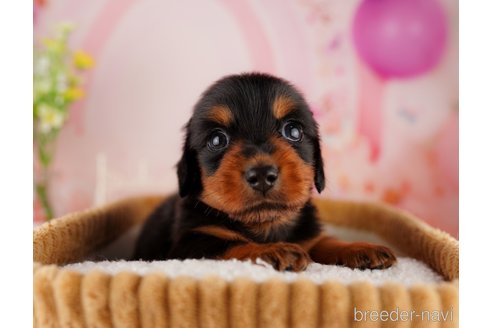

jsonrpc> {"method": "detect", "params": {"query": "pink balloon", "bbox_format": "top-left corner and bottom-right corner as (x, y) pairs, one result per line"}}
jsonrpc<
(352, 0), (447, 79)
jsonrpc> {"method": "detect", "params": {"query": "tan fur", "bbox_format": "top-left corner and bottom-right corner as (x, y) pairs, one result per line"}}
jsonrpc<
(208, 105), (233, 126)
(192, 225), (250, 242)
(309, 236), (396, 269)
(200, 143), (253, 216)
(299, 235), (324, 252)
(273, 95), (296, 119)
(312, 198), (459, 280)
(270, 137), (314, 206)
(200, 137), (314, 228)
(223, 242), (310, 272)
(244, 218), (295, 239)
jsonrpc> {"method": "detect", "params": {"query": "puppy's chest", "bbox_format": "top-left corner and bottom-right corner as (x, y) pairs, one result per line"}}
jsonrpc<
(179, 199), (321, 244)
(245, 221), (296, 243)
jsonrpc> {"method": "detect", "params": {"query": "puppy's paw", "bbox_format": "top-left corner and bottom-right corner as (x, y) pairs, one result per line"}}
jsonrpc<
(336, 243), (396, 270)
(256, 243), (311, 272)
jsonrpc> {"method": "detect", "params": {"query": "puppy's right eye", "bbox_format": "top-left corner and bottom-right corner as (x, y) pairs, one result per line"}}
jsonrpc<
(207, 130), (229, 151)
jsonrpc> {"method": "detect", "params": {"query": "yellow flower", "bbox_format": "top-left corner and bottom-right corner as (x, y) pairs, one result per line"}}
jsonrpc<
(43, 38), (64, 54)
(38, 104), (64, 133)
(64, 87), (84, 101)
(73, 51), (95, 69)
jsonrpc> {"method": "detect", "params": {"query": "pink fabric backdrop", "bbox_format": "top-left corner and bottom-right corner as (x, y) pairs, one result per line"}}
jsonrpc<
(34, 0), (458, 237)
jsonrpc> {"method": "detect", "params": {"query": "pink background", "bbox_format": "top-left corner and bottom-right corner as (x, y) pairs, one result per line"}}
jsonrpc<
(34, 0), (458, 237)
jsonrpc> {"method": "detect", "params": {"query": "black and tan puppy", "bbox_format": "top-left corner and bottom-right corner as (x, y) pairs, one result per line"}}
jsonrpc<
(133, 73), (396, 271)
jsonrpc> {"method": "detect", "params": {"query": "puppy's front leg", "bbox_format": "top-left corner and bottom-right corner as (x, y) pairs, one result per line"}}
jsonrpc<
(223, 242), (311, 272)
(168, 226), (311, 272)
(308, 236), (396, 270)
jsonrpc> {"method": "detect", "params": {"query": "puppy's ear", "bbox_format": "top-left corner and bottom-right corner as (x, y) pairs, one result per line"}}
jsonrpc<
(177, 122), (202, 197)
(312, 134), (325, 193)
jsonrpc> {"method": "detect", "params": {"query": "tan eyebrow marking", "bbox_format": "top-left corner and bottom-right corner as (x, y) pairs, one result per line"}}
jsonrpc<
(273, 95), (296, 119)
(208, 105), (233, 126)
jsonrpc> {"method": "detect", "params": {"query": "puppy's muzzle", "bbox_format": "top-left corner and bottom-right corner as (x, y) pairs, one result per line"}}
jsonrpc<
(245, 165), (278, 195)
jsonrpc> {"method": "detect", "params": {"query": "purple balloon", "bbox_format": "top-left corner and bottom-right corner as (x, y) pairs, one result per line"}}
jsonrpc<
(352, 0), (447, 79)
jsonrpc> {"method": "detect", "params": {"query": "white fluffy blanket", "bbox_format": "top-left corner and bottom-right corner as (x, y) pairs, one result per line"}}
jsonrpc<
(62, 224), (443, 286)
(65, 257), (442, 286)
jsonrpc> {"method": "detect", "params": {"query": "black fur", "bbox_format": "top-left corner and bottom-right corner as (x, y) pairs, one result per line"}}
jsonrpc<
(134, 72), (326, 262)
(177, 126), (202, 197)
(133, 196), (322, 260)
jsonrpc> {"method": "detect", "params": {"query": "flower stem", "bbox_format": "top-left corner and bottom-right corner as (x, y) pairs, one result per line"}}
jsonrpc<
(35, 167), (54, 221)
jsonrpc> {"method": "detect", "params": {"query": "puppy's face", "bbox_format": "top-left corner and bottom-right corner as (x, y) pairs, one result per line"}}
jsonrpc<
(178, 73), (325, 224)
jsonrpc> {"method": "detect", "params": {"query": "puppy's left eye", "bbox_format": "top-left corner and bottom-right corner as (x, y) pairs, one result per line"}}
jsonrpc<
(281, 122), (303, 142)
(207, 130), (229, 151)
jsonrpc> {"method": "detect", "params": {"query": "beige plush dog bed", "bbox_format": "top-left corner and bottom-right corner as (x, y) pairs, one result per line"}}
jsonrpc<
(33, 196), (458, 328)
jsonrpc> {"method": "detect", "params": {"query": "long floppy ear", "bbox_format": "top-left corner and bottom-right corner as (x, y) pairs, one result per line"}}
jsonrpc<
(176, 123), (202, 197)
(312, 134), (325, 193)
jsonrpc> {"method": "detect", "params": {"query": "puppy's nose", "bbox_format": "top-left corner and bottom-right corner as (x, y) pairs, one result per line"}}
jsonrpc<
(245, 165), (278, 194)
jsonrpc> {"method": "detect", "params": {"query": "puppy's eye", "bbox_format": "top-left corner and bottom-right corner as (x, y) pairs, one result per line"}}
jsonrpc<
(207, 130), (229, 151)
(281, 122), (303, 142)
